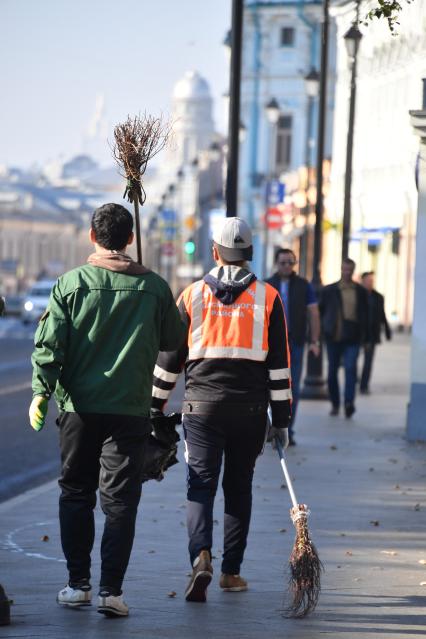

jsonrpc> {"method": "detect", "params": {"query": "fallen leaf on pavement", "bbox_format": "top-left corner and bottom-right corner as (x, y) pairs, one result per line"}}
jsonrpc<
(394, 485), (400, 490)
(330, 445), (337, 451)
(370, 520), (380, 526)
(167, 591), (177, 598)
(279, 528), (287, 533)
(148, 550), (155, 554)
(345, 551), (353, 556)
(369, 468), (375, 472)
(414, 504), (421, 511)
(281, 484), (287, 490)
(41, 535), (49, 542)
(340, 533), (346, 537)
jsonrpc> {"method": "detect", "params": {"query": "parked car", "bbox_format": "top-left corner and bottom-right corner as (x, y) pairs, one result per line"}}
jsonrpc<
(21, 280), (55, 324)
(3, 294), (24, 317)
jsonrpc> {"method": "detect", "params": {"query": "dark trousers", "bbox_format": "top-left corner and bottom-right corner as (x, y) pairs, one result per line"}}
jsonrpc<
(288, 341), (305, 436)
(326, 341), (360, 407)
(183, 413), (267, 575)
(360, 344), (376, 391)
(57, 412), (150, 593)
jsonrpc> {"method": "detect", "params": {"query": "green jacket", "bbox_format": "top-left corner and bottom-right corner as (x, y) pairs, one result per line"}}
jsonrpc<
(31, 259), (185, 417)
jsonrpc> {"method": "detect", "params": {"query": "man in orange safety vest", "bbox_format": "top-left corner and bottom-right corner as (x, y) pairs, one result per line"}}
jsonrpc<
(151, 217), (292, 603)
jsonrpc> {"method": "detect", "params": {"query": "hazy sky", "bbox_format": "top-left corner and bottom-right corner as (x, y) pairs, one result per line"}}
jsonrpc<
(1, 0), (231, 168)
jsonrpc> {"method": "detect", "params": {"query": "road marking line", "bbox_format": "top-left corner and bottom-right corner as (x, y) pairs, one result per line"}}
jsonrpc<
(0, 381), (32, 396)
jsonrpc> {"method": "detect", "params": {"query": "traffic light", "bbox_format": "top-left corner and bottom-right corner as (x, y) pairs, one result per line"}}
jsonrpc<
(184, 238), (196, 257)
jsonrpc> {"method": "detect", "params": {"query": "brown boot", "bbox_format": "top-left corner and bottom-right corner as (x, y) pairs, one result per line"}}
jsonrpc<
(219, 574), (248, 592)
(185, 550), (213, 602)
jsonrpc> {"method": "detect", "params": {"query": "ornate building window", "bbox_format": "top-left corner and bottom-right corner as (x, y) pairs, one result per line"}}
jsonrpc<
(275, 115), (292, 173)
(280, 27), (295, 47)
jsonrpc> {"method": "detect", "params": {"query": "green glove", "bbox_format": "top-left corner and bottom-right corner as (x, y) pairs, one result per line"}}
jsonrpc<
(29, 396), (48, 431)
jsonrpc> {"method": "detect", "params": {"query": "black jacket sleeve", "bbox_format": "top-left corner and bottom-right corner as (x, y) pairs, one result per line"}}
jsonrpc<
(379, 293), (392, 340)
(265, 294), (292, 428)
(152, 296), (189, 412)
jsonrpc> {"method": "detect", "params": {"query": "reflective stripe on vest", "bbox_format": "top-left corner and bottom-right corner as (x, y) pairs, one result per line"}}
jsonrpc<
(188, 280), (268, 361)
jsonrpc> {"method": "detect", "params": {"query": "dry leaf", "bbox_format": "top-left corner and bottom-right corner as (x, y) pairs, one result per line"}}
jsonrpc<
(337, 565), (341, 569)
(370, 520), (380, 526)
(380, 550), (397, 556)
(167, 591), (177, 598)
(394, 485), (400, 490)
(346, 551), (353, 556)
(414, 504), (421, 511)
(281, 484), (287, 490)
(330, 445), (338, 451)
(340, 533), (346, 537)
(279, 528), (287, 533)
(41, 535), (49, 542)
(148, 550), (156, 554)
(369, 468), (375, 472)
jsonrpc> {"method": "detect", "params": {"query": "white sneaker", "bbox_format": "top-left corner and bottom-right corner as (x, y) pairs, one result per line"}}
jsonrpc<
(97, 593), (129, 617)
(57, 584), (92, 608)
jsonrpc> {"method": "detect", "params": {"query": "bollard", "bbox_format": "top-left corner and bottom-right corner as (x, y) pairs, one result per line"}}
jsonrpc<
(0, 584), (11, 625)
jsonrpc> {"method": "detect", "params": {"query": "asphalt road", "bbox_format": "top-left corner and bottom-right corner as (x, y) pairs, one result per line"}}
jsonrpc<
(0, 317), (184, 503)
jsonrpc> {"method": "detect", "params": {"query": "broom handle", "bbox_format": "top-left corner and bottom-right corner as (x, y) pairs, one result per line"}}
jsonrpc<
(274, 436), (299, 509)
(133, 198), (143, 265)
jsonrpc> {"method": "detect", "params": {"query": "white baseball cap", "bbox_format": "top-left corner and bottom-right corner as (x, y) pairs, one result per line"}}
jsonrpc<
(212, 216), (253, 261)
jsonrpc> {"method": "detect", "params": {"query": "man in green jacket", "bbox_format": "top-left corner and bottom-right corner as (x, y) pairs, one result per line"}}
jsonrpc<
(29, 203), (185, 618)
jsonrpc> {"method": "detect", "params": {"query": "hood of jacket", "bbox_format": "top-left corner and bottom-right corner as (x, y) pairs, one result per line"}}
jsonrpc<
(87, 250), (150, 275)
(203, 265), (257, 305)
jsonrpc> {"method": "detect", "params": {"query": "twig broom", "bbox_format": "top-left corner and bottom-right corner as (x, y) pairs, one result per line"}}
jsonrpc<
(274, 435), (323, 617)
(112, 114), (171, 264)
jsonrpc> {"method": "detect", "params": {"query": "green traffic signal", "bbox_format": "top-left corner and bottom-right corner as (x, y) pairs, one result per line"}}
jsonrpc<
(184, 239), (196, 255)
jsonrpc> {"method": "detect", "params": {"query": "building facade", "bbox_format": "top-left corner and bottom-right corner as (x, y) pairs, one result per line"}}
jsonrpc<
(327, 0), (426, 326)
(239, 0), (337, 277)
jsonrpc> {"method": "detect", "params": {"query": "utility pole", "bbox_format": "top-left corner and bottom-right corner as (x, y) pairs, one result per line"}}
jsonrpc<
(226, 0), (244, 217)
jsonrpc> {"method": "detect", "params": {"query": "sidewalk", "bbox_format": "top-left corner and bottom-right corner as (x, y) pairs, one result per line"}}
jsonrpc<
(1, 334), (425, 638)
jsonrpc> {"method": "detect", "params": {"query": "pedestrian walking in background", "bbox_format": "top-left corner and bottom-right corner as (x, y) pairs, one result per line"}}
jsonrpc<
(320, 258), (369, 418)
(266, 248), (320, 445)
(151, 217), (292, 603)
(360, 271), (392, 394)
(29, 203), (185, 617)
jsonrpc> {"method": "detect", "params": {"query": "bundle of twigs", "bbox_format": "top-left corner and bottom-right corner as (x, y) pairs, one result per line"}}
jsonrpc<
(112, 114), (171, 264)
(286, 504), (322, 617)
(274, 437), (323, 618)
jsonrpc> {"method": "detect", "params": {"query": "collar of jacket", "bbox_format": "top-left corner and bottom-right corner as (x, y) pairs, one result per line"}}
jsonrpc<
(203, 265), (257, 305)
(87, 250), (150, 275)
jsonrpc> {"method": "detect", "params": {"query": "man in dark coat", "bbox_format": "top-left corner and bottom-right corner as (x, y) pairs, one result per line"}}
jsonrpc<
(266, 248), (320, 445)
(359, 271), (392, 394)
(320, 258), (369, 418)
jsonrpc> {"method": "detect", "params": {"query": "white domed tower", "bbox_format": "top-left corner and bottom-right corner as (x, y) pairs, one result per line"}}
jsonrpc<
(171, 70), (215, 167)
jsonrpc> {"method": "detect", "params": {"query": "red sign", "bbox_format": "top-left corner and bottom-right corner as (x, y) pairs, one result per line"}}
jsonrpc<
(265, 207), (282, 229)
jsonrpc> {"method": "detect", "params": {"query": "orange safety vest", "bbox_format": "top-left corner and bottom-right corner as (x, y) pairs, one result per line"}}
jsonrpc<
(181, 279), (279, 362)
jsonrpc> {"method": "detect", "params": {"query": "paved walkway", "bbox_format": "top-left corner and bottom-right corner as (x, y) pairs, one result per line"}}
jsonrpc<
(1, 334), (425, 638)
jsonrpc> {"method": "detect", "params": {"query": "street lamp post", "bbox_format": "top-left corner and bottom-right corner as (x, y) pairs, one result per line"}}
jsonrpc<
(301, 0), (330, 400)
(262, 98), (280, 279)
(341, 17), (363, 260)
(301, 67), (320, 277)
(226, 0), (244, 217)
